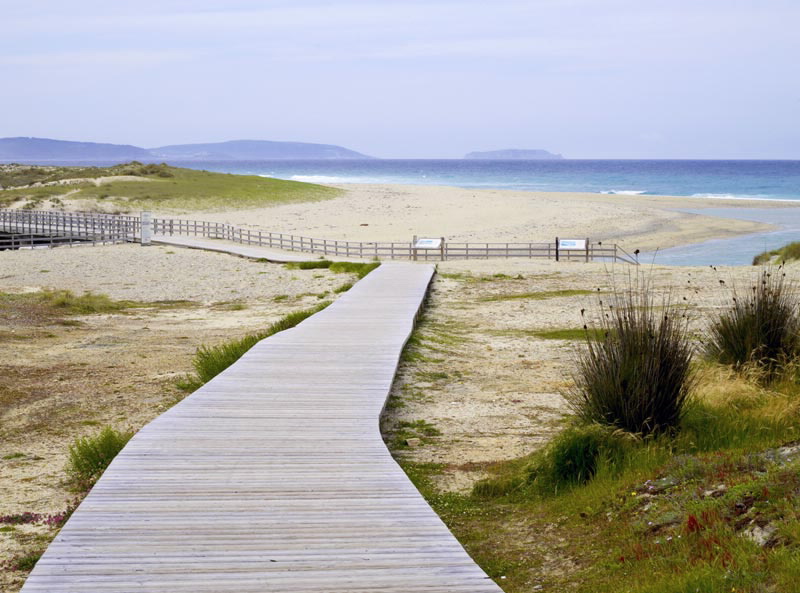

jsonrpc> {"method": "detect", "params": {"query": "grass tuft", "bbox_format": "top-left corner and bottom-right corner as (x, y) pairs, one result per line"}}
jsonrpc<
(569, 275), (694, 437)
(65, 426), (133, 491)
(704, 268), (800, 383)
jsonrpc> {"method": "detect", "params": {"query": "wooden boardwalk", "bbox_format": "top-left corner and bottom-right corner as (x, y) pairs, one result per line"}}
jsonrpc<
(22, 262), (502, 593)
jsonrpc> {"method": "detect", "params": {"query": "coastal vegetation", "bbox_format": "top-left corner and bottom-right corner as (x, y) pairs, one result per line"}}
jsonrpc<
(753, 241), (800, 265)
(0, 162), (339, 211)
(65, 426), (133, 491)
(705, 268), (800, 383)
(387, 268), (800, 592)
(569, 278), (693, 437)
(284, 260), (380, 279)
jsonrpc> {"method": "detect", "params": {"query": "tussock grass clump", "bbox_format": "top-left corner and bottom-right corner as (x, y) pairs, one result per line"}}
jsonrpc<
(179, 302), (330, 391)
(704, 268), (800, 383)
(66, 426), (133, 490)
(569, 276), (694, 437)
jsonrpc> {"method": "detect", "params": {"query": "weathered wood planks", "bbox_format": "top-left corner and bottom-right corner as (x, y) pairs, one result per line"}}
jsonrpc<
(21, 261), (503, 593)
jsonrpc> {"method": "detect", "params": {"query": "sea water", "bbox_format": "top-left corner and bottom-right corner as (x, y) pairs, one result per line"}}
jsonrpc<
(190, 159), (800, 202)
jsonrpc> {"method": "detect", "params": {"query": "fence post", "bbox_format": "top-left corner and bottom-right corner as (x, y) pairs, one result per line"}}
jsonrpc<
(555, 237), (559, 262)
(585, 237), (590, 263)
(140, 212), (152, 245)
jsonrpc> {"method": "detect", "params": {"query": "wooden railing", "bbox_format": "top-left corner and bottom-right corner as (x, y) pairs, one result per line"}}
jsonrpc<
(0, 209), (138, 248)
(0, 209), (638, 264)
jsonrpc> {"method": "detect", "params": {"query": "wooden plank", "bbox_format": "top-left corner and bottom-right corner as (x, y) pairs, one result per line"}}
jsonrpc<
(21, 261), (504, 592)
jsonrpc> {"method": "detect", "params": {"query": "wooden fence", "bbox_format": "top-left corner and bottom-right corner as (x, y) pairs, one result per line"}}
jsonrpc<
(0, 209), (638, 263)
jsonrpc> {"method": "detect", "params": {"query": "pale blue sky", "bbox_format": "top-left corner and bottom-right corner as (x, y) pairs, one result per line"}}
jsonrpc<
(2, 0), (798, 158)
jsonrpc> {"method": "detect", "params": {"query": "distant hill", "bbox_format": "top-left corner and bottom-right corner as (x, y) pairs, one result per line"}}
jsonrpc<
(0, 137), (374, 161)
(464, 149), (563, 160)
(0, 137), (151, 161)
(150, 140), (374, 160)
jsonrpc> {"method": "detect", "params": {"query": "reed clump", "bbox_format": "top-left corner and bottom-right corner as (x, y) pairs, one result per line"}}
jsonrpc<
(704, 268), (800, 383)
(568, 276), (694, 437)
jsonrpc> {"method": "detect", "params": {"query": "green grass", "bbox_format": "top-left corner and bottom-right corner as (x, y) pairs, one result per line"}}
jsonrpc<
(390, 419), (442, 449)
(284, 260), (380, 279)
(530, 327), (607, 341)
(65, 426), (134, 491)
(333, 282), (354, 293)
(328, 261), (380, 279)
(0, 162), (339, 211)
(0, 289), (138, 318)
(2, 452), (25, 460)
(178, 302), (331, 391)
(284, 260), (334, 270)
(480, 289), (594, 302)
(753, 242), (800, 265)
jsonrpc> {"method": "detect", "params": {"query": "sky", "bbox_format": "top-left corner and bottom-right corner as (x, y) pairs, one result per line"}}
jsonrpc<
(2, 0), (798, 159)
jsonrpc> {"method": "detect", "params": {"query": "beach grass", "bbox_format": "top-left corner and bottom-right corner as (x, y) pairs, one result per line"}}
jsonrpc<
(0, 162), (340, 211)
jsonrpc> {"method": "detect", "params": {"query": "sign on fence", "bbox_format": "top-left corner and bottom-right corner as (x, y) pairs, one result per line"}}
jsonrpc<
(558, 238), (586, 250)
(414, 238), (442, 249)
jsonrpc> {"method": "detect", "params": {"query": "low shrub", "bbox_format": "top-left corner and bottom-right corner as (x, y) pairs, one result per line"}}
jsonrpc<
(66, 426), (133, 490)
(704, 268), (800, 383)
(569, 277), (694, 436)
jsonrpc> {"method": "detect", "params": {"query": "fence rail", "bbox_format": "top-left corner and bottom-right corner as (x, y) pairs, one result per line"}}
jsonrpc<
(0, 209), (638, 263)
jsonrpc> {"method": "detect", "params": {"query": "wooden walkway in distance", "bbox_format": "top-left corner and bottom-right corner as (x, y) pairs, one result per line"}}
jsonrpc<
(22, 262), (502, 593)
(152, 235), (367, 263)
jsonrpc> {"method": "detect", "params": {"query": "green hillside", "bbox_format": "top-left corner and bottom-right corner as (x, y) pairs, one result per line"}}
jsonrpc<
(0, 162), (339, 211)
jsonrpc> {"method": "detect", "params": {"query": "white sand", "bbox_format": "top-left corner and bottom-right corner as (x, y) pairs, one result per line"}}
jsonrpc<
(161, 183), (799, 251)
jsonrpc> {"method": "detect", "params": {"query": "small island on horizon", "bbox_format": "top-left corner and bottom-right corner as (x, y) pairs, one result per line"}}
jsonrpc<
(464, 149), (563, 160)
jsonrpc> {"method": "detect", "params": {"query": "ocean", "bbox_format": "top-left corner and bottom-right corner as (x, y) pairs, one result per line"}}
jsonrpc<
(185, 159), (800, 202)
(12, 158), (800, 265)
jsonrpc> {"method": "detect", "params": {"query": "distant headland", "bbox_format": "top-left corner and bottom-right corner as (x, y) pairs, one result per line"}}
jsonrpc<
(0, 137), (374, 161)
(464, 149), (563, 160)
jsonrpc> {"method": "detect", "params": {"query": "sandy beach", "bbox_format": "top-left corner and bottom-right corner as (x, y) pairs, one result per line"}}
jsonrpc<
(162, 183), (798, 251)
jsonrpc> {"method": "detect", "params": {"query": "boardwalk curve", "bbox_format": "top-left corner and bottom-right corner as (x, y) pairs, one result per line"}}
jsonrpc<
(22, 262), (503, 593)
